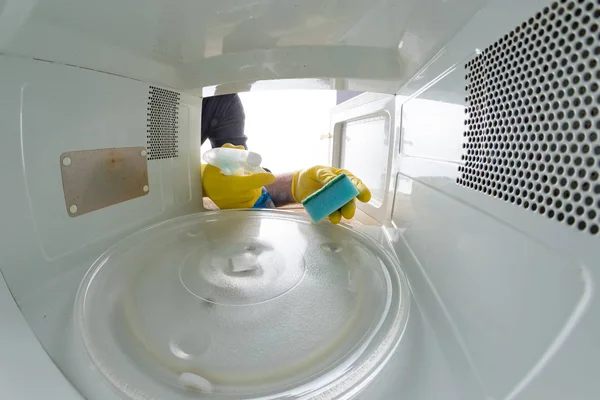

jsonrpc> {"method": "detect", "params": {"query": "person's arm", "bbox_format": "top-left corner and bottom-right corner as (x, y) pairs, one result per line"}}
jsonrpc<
(202, 94), (248, 148)
(265, 173), (295, 207)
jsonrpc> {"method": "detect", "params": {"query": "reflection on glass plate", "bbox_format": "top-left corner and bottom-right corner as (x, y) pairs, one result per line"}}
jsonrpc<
(75, 210), (409, 399)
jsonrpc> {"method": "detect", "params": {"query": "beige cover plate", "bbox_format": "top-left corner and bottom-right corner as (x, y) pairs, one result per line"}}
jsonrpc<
(60, 147), (149, 217)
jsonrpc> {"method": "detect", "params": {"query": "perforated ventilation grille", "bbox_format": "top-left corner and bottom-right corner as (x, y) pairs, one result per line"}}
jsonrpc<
(147, 86), (180, 160)
(458, 0), (600, 235)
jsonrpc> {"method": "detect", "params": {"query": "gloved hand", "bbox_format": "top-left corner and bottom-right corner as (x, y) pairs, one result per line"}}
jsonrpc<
(292, 166), (371, 224)
(201, 144), (275, 209)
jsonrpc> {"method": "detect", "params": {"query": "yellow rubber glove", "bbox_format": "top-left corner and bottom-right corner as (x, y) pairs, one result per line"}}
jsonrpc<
(292, 166), (371, 224)
(201, 144), (275, 209)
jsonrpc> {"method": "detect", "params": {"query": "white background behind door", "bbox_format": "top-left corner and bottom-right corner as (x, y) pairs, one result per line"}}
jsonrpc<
(201, 90), (335, 173)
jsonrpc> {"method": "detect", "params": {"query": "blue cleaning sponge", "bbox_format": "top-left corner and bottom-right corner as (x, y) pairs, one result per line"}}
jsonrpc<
(302, 174), (360, 223)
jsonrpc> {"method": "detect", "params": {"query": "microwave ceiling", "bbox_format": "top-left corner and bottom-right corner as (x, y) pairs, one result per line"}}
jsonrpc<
(0, 0), (490, 93)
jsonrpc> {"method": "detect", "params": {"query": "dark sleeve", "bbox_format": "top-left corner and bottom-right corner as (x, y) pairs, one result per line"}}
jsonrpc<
(201, 94), (248, 149)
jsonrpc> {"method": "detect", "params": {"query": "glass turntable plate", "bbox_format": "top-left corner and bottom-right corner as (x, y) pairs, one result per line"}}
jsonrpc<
(75, 211), (409, 399)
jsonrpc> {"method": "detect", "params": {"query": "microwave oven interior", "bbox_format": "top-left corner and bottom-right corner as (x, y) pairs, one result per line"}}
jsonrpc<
(0, 0), (599, 399)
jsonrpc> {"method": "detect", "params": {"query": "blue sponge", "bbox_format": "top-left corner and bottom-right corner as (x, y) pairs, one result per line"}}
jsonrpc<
(302, 174), (360, 223)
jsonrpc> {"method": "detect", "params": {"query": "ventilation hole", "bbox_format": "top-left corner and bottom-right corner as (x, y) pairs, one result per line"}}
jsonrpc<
(146, 86), (180, 160)
(458, 0), (600, 237)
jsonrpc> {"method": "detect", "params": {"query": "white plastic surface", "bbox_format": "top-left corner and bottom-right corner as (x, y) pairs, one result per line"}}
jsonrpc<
(0, 271), (81, 399)
(387, 0), (600, 398)
(0, 55), (202, 399)
(0, 0), (490, 94)
(0, 55), (202, 301)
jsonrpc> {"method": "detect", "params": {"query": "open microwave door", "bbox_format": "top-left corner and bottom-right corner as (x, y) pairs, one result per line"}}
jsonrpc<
(330, 93), (397, 224)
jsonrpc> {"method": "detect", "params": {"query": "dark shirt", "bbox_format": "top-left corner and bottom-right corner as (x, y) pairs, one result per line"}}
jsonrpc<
(201, 94), (247, 149)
